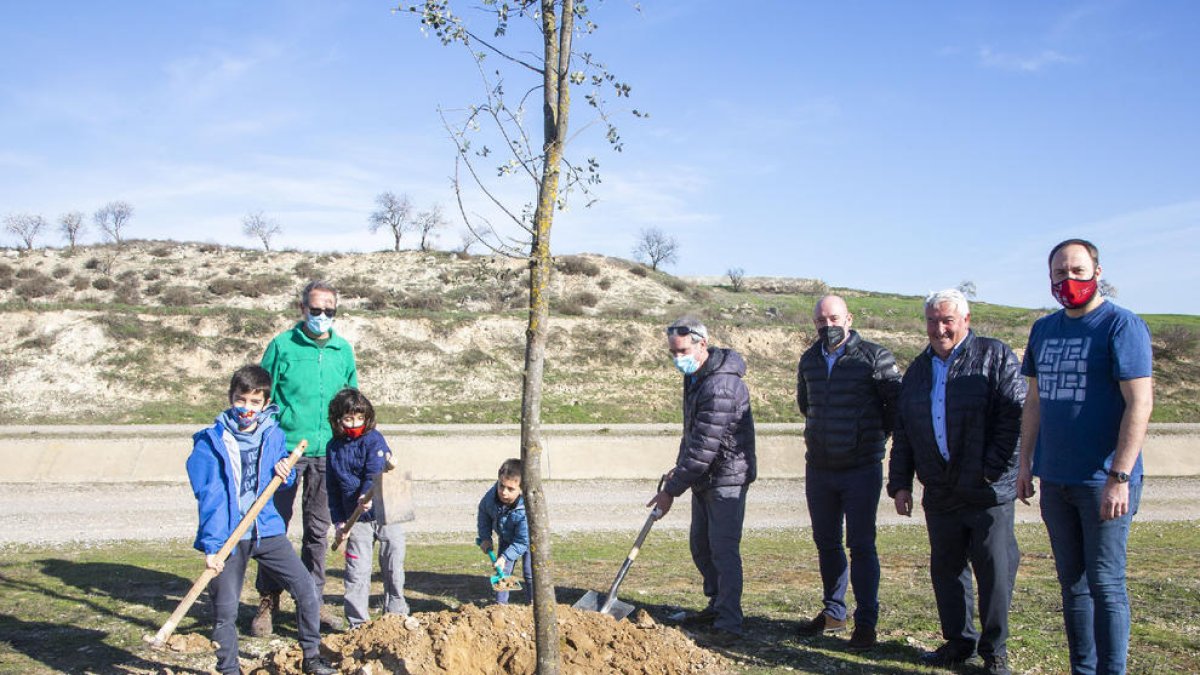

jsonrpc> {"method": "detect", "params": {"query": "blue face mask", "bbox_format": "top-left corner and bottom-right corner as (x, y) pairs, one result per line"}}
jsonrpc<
(305, 313), (334, 335)
(674, 353), (701, 375)
(230, 406), (265, 430)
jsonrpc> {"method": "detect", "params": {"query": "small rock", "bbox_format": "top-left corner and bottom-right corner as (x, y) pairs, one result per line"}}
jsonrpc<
(633, 609), (656, 629)
(403, 616), (420, 631)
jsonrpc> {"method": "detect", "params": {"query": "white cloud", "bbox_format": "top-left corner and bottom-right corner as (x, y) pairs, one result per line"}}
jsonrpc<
(978, 46), (1077, 72)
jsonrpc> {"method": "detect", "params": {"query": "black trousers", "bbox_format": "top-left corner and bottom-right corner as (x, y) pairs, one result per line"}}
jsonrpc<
(924, 500), (1020, 659)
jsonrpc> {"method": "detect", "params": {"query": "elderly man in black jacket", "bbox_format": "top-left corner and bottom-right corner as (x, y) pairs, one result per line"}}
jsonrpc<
(795, 295), (901, 650)
(887, 289), (1025, 675)
(648, 316), (756, 648)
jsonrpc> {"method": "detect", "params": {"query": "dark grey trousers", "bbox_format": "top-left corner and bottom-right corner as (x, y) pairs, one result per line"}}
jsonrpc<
(689, 483), (749, 634)
(925, 500), (1021, 660)
(257, 456), (331, 600)
(211, 535), (320, 674)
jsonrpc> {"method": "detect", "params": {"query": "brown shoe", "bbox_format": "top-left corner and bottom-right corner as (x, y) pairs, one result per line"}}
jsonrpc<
(250, 592), (279, 637)
(797, 611), (846, 636)
(847, 623), (876, 651)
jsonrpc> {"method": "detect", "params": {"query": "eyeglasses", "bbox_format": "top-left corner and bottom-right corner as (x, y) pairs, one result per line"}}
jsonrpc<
(307, 307), (337, 318)
(666, 325), (706, 339)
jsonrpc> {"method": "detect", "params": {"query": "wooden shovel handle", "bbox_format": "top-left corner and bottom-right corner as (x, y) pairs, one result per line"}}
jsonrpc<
(146, 439), (307, 648)
(331, 453), (395, 551)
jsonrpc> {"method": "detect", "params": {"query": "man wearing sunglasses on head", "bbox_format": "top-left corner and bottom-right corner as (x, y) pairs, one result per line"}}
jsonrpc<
(252, 280), (358, 637)
(648, 316), (756, 648)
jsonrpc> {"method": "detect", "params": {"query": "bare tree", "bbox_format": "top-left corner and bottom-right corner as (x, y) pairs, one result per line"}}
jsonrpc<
(59, 211), (86, 252)
(94, 201), (134, 245)
(633, 227), (679, 270)
(957, 280), (977, 299)
(1099, 278), (1119, 299)
(456, 229), (476, 255)
(404, 1), (638, 671)
(414, 204), (448, 252)
(4, 213), (47, 250)
(369, 191), (414, 252)
(242, 211), (282, 251)
(727, 267), (746, 292)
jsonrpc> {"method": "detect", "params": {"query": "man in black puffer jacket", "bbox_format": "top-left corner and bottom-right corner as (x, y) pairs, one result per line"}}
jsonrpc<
(887, 289), (1024, 675)
(795, 295), (901, 650)
(648, 317), (756, 648)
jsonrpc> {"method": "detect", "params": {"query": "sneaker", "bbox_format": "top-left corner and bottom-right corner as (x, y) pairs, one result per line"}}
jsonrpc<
(677, 607), (718, 627)
(319, 605), (344, 632)
(301, 655), (338, 674)
(983, 653), (1012, 675)
(846, 623), (876, 651)
(919, 642), (979, 667)
(703, 628), (742, 648)
(249, 592), (279, 638)
(797, 611), (847, 636)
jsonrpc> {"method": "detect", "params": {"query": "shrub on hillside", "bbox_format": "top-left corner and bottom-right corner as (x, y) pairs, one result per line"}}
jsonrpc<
(114, 280), (142, 305)
(84, 258), (102, 270)
(51, 265), (71, 280)
(1155, 325), (1199, 361)
(0, 262), (12, 278)
(13, 274), (61, 300)
(143, 269), (161, 281)
(598, 277), (613, 290)
(293, 260), (326, 282)
(628, 265), (648, 277)
(71, 275), (90, 291)
(92, 277), (114, 291)
(556, 255), (601, 277)
(16, 267), (38, 280)
(160, 285), (203, 307)
(0, 276), (12, 291)
(399, 291), (445, 311)
(149, 245), (172, 257)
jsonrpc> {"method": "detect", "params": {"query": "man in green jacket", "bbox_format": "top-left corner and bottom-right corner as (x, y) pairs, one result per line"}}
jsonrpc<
(252, 280), (357, 636)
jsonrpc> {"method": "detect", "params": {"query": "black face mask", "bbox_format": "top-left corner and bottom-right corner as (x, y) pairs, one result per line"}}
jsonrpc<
(818, 325), (846, 351)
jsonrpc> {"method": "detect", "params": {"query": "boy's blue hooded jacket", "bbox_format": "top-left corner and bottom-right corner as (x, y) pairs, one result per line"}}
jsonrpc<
(476, 484), (529, 562)
(186, 414), (295, 554)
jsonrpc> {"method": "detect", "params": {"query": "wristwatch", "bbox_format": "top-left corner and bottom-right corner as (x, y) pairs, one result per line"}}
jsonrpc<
(1106, 469), (1130, 483)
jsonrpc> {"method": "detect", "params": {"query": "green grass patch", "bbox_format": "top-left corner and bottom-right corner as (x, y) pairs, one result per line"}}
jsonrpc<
(1, 522), (1197, 673)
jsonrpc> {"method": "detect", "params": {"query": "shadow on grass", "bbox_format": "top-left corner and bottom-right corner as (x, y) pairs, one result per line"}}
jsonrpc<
(0, 613), (205, 675)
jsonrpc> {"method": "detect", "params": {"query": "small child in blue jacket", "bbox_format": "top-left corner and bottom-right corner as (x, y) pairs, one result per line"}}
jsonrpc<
(325, 388), (410, 628)
(186, 365), (334, 675)
(476, 458), (533, 604)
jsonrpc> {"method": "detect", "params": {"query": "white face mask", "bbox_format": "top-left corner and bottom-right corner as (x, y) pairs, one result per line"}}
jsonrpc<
(305, 312), (334, 335)
(673, 353), (701, 375)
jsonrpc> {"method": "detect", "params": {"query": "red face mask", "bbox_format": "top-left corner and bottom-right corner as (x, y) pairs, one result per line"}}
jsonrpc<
(1051, 276), (1098, 309)
(343, 425), (366, 440)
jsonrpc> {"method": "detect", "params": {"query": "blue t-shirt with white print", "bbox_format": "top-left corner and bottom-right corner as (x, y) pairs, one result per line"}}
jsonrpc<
(1021, 301), (1153, 485)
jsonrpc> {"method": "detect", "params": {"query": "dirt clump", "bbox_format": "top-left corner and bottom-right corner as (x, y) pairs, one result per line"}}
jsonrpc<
(253, 603), (729, 674)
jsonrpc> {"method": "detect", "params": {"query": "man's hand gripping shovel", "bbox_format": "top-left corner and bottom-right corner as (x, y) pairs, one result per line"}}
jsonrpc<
(572, 474), (667, 621)
(145, 439), (308, 649)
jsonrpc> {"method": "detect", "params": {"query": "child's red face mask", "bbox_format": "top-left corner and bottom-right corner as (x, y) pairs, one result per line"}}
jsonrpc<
(343, 425), (366, 440)
(341, 412), (367, 439)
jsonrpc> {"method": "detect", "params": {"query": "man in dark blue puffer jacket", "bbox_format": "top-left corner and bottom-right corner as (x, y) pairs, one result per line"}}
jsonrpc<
(887, 289), (1025, 675)
(648, 316), (756, 648)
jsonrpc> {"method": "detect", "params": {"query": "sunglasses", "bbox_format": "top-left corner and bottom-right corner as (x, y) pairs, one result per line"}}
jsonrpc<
(307, 307), (337, 318)
(665, 325), (706, 339)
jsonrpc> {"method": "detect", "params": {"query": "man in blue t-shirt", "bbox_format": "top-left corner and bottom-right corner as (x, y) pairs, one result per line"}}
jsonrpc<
(1017, 238), (1153, 675)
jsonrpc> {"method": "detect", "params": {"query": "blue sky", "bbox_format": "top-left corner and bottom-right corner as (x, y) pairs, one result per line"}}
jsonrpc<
(2, 1), (1197, 315)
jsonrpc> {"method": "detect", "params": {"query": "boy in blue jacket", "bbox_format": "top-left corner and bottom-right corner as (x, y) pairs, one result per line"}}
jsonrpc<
(476, 458), (533, 604)
(186, 365), (335, 675)
(326, 388), (410, 628)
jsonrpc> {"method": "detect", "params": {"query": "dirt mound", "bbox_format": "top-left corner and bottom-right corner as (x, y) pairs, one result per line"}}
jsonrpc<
(254, 603), (729, 674)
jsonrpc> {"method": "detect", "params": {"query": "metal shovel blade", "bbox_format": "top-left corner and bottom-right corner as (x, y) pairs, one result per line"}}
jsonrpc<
(572, 590), (636, 621)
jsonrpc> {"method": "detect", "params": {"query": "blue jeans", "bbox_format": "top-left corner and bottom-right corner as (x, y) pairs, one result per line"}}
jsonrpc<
(1040, 480), (1142, 675)
(805, 463), (882, 626)
(690, 484), (749, 634)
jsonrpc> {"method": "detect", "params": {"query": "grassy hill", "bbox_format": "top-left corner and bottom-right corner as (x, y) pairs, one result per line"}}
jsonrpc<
(1, 241), (1197, 425)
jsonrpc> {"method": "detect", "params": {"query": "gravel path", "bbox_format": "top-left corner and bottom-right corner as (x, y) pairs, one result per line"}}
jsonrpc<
(2, 477), (1198, 546)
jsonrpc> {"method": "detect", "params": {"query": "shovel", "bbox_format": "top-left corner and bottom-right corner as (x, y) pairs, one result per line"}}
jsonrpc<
(145, 439), (307, 649)
(476, 538), (523, 592)
(573, 477), (665, 621)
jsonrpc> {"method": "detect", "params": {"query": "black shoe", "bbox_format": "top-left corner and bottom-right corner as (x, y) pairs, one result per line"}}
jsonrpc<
(703, 628), (742, 648)
(678, 607), (718, 627)
(919, 642), (979, 667)
(797, 611), (847, 636)
(983, 654), (1012, 675)
(302, 655), (338, 674)
(846, 623), (876, 651)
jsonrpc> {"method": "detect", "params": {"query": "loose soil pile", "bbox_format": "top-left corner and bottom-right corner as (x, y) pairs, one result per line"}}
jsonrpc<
(254, 604), (729, 674)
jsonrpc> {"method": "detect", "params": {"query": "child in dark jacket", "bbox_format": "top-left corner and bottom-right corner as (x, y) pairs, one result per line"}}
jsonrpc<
(325, 388), (410, 628)
(186, 365), (335, 675)
(476, 458), (533, 604)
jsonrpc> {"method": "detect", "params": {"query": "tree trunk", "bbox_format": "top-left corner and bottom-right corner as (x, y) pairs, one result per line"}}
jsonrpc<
(520, 2), (575, 674)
